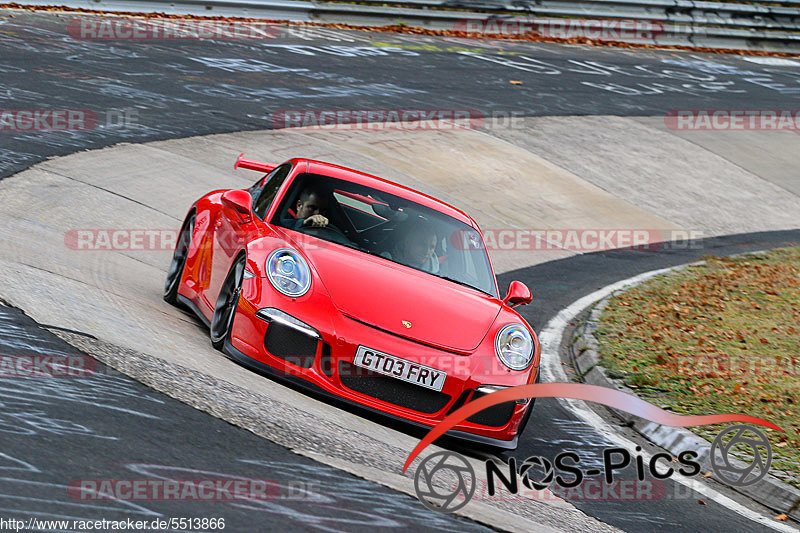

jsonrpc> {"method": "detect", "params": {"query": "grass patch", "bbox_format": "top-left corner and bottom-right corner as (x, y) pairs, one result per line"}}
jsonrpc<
(596, 247), (800, 487)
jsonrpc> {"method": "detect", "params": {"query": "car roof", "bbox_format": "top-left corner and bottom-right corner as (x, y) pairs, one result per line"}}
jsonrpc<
(301, 159), (477, 227)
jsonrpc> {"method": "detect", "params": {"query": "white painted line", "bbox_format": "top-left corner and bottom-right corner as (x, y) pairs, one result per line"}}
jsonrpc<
(740, 57), (800, 67)
(539, 265), (798, 533)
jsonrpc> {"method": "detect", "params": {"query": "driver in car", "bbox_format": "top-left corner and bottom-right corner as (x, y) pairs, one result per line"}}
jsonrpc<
(286, 186), (332, 230)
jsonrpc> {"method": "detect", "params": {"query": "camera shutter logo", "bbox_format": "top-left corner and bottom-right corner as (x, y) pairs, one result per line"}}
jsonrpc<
(519, 456), (555, 490)
(413, 451), (475, 512)
(710, 425), (772, 487)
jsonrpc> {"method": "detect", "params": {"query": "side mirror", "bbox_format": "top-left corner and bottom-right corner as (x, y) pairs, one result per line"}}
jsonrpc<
(221, 189), (253, 224)
(503, 280), (532, 307)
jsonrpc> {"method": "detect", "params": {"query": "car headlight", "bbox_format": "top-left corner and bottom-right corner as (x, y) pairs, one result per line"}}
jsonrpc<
(266, 248), (311, 297)
(495, 324), (534, 371)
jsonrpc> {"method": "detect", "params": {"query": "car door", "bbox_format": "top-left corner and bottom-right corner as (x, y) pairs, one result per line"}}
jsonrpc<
(205, 163), (295, 309)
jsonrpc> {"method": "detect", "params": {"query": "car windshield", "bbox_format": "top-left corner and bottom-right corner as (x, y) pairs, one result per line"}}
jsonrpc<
(271, 173), (497, 297)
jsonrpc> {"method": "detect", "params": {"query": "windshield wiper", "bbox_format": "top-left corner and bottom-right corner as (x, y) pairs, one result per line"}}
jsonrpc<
(339, 241), (371, 253)
(437, 275), (490, 296)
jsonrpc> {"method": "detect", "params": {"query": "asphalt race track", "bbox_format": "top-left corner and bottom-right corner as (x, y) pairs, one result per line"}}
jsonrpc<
(1, 8), (799, 533)
(3, 11), (800, 180)
(0, 304), (495, 532)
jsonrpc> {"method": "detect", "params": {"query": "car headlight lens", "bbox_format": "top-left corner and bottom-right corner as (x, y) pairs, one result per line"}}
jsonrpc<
(266, 248), (311, 297)
(495, 324), (534, 371)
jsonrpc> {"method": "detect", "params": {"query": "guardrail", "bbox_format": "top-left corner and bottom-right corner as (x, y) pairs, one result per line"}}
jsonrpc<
(424, 0), (800, 30)
(16, 0), (800, 52)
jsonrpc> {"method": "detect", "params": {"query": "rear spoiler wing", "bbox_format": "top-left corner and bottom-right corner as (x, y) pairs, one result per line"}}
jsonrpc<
(234, 153), (277, 174)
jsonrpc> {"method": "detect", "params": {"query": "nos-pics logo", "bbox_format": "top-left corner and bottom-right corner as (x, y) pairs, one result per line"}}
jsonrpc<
(402, 383), (781, 513)
(412, 424), (774, 512)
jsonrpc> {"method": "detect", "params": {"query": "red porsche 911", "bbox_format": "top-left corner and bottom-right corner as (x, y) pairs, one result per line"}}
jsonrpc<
(164, 155), (540, 449)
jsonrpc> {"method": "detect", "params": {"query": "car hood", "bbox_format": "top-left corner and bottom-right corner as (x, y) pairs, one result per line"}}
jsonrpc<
(301, 242), (501, 352)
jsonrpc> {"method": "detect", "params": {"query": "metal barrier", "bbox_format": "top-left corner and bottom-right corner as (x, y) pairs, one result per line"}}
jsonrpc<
(16, 0), (800, 51)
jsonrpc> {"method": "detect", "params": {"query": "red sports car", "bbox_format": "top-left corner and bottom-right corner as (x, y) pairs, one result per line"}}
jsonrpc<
(164, 156), (540, 449)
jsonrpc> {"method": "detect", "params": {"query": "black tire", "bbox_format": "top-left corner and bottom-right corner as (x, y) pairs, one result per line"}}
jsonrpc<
(164, 213), (195, 306)
(210, 254), (246, 350)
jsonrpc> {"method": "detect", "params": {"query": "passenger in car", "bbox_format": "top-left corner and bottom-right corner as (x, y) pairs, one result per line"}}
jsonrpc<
(384, 220), (440, 274)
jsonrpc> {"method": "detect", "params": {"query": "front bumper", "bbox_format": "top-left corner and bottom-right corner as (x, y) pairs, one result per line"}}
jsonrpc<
(226, 280), (538, 448)
(223, 339), (523, 450)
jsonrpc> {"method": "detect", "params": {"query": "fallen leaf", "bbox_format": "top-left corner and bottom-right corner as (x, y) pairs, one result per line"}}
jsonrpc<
(774, 514), (787, 521)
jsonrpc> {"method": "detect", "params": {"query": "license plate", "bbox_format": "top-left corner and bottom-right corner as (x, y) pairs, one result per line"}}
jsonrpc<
(352, 346), (446, 392)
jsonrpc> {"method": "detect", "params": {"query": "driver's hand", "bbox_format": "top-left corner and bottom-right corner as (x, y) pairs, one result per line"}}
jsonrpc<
(303, 214), (329, 228)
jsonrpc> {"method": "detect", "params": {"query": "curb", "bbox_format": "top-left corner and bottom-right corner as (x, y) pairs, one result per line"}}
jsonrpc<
(568, 286), (800, 523)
